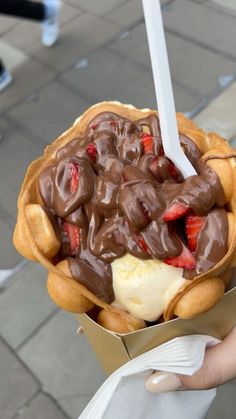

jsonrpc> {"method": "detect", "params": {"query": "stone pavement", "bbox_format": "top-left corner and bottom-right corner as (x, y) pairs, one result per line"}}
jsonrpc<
(0, 1), (236, 418)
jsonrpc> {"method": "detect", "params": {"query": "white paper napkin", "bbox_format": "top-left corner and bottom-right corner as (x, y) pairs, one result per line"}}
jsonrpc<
(79, 335), (220, 419)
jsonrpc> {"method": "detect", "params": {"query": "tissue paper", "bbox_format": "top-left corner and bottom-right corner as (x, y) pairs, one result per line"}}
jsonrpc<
(79, 335), (219, 419)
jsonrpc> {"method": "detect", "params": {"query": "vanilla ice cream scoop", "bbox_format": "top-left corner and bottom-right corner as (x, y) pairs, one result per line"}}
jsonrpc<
(112, 254), (186, 322)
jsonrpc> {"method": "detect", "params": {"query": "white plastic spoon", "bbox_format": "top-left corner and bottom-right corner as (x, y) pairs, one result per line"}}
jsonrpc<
(142, 0), (197, 178)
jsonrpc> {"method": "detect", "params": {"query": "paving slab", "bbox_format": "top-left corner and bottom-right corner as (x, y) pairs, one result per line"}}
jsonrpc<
(0, 117), (42, 219)
(27, 13), (120, 72)
(170, 83), (200, 113)
(19, 310), (105, 418)
(0, 263), (56, 349)
(161, 0), (175, 4)
(194, 82), (236, 140)
(64, 0), (83, 9)
(207, 0), (236, 15)
(105, 0), (144, 28)
(0, 59), (56, 114)
(109, 23), (151, 68)
(230, 137), (236, 149)
(166, 32), (236, 99)
(163, 0), (236, 59)
(206, 380), (236, 419)
(0, 40), (28, 71)
(1, 3), (83, 52)
(0, 337), (39, 419)
(70, 0), (127, 16)
(0, 15), (18, 36)
(61, 48), (199, 112)
(9, 81), (91, 145)
(58, 392), (93, 419)
(14, 392), (69, 419)
(67, 0), (171, 14)
(109, 23), (236, 99)
(0, 215), (22, 269)
(61, 48), (157, 109)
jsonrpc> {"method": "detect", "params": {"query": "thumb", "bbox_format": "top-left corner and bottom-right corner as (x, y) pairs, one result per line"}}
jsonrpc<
(145, 326), (236, 393)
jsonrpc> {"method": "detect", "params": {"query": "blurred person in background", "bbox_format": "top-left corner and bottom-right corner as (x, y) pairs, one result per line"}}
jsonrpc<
(0, 0), (61, 92)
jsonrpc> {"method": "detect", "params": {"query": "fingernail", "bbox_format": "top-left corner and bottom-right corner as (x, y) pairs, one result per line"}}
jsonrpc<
(145, 371), (182, 393)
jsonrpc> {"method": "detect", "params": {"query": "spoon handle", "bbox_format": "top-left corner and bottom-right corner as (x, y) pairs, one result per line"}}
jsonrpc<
(142, 0), (197, 178)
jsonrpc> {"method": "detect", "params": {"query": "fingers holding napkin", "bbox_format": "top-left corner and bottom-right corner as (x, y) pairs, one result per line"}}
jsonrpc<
(146, 326), (236, 393)
(79, 334), (221, 419)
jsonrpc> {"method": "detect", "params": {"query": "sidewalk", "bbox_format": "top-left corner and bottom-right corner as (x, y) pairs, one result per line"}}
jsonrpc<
(0, 1), (236, 418)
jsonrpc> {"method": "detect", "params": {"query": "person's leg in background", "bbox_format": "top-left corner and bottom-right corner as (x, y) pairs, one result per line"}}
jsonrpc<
(0, 0), (45, 20)
(0, 0), (61, 92)
(0, 58), (12, 92)
(0, 0), (61, 47)
(41, 0), (61, 47)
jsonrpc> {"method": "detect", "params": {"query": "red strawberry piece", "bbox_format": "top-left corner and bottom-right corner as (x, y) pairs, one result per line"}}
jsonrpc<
(91, 123), (99, 130)
(136, 234), (150, 254)
(141, 133), (154, 154)
(162, 203), (189, 222)
(159, 147), (164, 156)
(186, 214), (206, 252)
(164, 243), (196, 270)
(168, 161), (180, 180)
(63, 222), (80, 255)
(86, 143), (97, 163)
(149, 156), (158, 171)
(149, 156), (161, 181)
(68, 162), (79, 194)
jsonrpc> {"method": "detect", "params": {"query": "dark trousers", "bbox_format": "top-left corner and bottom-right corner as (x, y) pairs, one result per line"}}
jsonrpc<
(0, 60), (4, 73)
(0, 1), (46, 74)
(0, 0), (45, 21)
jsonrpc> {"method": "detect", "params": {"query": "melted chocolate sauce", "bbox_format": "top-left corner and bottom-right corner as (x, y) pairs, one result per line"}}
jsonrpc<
(185, 208), (228, 278)
(38, 112), (228, 303)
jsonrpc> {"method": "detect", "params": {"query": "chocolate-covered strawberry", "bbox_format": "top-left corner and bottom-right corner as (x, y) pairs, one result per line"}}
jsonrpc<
(36, 110), (229, 300)
(14, 103), (235, 330)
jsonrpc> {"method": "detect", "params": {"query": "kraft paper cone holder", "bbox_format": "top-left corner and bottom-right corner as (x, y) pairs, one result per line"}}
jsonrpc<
(76, 277), (236, 375)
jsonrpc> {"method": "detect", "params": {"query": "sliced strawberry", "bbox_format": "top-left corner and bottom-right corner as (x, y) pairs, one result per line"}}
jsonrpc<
(162, 203), (189, 222)
(164, 243), (196, 270)
(186, 214), (206, 252)
(149, 156), (159, 172)
(68, 162), (79, 194)
(159, 147), (164, 156)
(136, 234), (150, 254)
(149, 156), (163, 182)
(141, 133), (154, 154)
(86, 143), (97, 163)
(63, 222), (80, 256)
(168, 161), (180, 180)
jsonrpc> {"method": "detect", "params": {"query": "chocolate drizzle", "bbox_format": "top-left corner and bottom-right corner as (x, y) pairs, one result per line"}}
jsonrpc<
(38, 112), (228, 303)
(204, 153), (236, 162)
(184, 208), (228, 278)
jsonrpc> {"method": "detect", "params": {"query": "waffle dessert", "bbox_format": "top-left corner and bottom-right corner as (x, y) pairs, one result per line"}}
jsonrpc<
(13, 102), (236, 333)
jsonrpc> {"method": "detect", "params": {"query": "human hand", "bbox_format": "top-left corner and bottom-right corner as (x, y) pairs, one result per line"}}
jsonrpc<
(145, 326), (236, 393)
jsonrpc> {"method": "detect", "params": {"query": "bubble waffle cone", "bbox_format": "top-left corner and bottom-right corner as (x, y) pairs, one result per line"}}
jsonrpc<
(13, 102), (236, 328)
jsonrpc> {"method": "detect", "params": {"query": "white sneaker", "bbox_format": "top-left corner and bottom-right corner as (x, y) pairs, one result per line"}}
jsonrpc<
(0, 68), (12, 93)
(42, 0), (61, 47)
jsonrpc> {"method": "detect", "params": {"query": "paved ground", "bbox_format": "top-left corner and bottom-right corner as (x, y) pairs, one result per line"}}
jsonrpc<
(1, 0), (236, 418)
